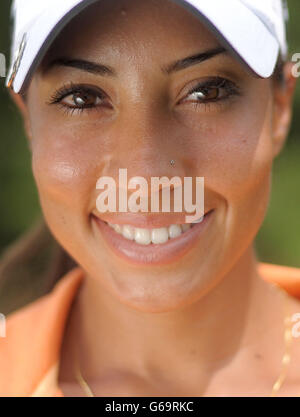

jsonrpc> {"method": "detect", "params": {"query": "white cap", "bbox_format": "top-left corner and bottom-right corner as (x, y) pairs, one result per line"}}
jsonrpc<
(6, 0), (289, 94)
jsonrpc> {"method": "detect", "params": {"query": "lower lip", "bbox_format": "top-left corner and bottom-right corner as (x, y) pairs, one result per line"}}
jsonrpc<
(92, 210), (214, 266)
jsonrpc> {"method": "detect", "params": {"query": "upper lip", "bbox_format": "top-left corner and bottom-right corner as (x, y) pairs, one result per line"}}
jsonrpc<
(91, 210), (213, 229)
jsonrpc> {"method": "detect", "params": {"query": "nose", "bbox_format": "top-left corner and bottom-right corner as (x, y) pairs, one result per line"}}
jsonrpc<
(92, 91), (203, 219)
(106, 101), (187, 182)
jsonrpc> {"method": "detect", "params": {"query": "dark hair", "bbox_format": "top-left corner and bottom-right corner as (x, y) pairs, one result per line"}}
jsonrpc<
(273, 56), (286, 87)
(0, 218), (77, 315)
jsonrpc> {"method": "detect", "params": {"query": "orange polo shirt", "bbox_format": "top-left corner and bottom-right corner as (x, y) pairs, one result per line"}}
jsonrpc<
(1, 262), (300, 397)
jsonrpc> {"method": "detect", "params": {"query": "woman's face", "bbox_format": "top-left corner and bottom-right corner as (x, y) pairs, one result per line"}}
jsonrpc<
(18, 0), (295, 312)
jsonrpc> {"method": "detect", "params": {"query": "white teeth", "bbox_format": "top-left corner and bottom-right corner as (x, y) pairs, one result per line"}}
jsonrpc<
(112, 224), (122, 234)
(151, 228), (169, 244)
(168, 224), (182, 238)
(134, 228), (152, 245)
(107, 222), (193, 245)
(122, 225), (135, 240)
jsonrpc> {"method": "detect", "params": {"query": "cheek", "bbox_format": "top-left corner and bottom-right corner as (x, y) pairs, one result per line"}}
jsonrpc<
(182, 91), (275, 254)
(213, 97), (274, 256)
(32, 141), (89, 211)
(30, 122), (110, 216)
(30, 126), (106, 256)
(184, 92), (274, 201)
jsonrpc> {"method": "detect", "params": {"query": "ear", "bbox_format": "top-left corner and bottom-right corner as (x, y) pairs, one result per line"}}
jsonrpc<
(9, 89), (33, 150)
(271, 61), (298, 157)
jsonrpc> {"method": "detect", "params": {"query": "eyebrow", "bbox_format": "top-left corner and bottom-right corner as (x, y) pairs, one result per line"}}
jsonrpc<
(45, 57), (117, 77)
(46, 46), (227, 77)
(163, 46), (227, 74)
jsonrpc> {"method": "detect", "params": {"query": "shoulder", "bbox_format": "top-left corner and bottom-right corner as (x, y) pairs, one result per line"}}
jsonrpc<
(258, 262), (300, 300)
(0, 267), (84, 396)
(259, 262), (300, 389)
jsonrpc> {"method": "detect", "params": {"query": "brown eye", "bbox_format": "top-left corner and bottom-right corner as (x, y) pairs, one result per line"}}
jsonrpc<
(181, 77), (239, 106)
(191, 87), (220, 101)
(63, 91), (102, 108)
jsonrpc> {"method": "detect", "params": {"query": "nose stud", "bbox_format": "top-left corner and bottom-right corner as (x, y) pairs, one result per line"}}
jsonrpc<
(170, 160), (175, 167)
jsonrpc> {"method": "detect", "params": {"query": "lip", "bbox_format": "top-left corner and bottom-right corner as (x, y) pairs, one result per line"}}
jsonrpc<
(91, 210), (214, 266)
(90, 211), (205, 229)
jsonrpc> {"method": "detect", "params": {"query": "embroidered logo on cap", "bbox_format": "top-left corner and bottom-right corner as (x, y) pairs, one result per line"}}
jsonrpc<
(7, 32), (27, 89)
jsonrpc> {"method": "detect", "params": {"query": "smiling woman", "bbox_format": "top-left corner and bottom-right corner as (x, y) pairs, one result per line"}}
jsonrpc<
(1, 0), (300, 398)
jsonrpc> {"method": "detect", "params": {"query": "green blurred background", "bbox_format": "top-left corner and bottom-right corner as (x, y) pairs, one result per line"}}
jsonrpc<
(0, 0), (300, 266)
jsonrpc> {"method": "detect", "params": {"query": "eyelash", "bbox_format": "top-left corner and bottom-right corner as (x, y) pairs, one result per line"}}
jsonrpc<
(182, 77), (241, 109)
(47, 77), (241, 115)
(47, 82), (108, 115)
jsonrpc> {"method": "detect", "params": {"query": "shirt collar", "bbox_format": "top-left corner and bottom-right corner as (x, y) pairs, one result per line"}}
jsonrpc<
(2, 261), (300, 396)
(1, 266), (84, 396)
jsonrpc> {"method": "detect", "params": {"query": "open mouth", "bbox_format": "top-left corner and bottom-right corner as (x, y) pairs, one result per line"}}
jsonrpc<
(92, 210), (214, 265)
(104, 221), (198, 246)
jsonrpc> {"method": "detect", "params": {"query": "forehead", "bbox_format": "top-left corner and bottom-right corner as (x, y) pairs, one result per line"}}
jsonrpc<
(42, 0), (222, 65)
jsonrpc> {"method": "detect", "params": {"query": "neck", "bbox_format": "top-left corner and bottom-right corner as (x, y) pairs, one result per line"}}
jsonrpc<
(60, 245), (285, 394)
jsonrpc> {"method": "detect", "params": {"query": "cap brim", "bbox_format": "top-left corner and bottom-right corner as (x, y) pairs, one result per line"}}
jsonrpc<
(7, 0), (279, 94)
(176, 0), (279, 77)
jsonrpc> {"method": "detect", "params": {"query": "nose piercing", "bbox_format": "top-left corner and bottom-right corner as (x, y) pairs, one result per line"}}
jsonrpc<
(170, 160), (175, 167)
